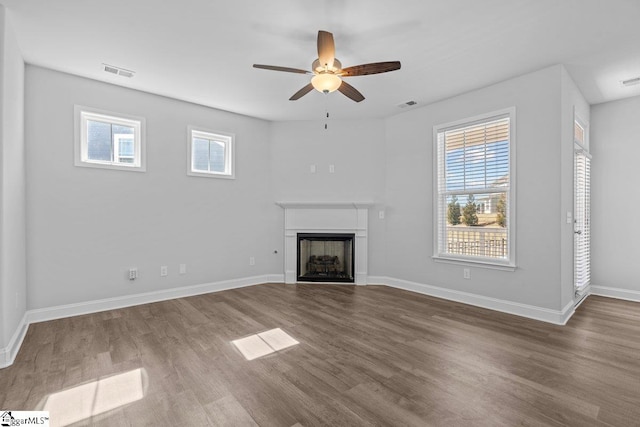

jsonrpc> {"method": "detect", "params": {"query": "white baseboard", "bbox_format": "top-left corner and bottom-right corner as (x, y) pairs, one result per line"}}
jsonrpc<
(368, 276), (575, 325)
(0, 274), (281, 369)
(265, 274), (285, 283)
(591, 285), (640, 302)
(0, 313), (28, 369)
(26, 274), (278, 324)
(1, 273), (599, 369)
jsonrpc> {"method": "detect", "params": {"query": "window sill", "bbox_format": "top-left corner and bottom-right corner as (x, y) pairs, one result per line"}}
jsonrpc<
(74, 160), (145, 173)
(432, 255), (516, 272)
(187, 170), (235, 180)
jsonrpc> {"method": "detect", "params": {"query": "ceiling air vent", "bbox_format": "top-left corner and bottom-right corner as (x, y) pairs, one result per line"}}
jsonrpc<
(622, 77), (640, 87)
(103, 65), (118, 74)
(103, 63), (135, 78)
(397, 100), (417, 108)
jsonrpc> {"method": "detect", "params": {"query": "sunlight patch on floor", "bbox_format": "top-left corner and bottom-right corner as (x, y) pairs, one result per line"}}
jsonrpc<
(232, 328), (299, 360)
(37, 368), (148, 427)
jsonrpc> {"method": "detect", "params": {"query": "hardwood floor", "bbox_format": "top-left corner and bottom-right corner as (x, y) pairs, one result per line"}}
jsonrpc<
(1, 284), (639, 426)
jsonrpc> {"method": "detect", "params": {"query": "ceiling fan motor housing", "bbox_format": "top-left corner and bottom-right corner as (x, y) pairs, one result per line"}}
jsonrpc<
(312, 58), (342, 74)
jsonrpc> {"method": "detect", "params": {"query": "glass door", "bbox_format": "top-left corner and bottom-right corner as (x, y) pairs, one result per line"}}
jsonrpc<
(574, 119), (591, 298)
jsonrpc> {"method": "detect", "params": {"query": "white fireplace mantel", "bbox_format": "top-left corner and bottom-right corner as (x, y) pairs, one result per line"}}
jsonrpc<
(276, 201), (373, 285)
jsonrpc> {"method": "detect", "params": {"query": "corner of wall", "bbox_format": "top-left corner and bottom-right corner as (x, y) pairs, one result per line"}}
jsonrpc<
(0, 3), (28, 355)
(559, 67), (591, 310)
(0, 313), (28, 369)
(0, 4), (6, 350)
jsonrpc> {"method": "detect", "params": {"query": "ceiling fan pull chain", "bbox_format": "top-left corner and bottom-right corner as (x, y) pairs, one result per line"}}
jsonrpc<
(324, 93), (330, 130)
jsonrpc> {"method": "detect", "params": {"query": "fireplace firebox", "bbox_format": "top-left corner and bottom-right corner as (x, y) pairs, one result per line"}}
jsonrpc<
(297, 233), (355, 283)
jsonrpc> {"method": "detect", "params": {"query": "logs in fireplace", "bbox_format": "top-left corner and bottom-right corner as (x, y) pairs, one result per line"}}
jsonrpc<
(297, 233), (354, 283)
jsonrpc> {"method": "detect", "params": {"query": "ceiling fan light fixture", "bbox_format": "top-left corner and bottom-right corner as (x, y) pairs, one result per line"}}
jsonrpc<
(253, 30), (400, 102)
(311, 73), (342, 93)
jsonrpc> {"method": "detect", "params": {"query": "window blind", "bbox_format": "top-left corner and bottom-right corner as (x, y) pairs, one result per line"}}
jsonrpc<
(436, 115), (511, 261)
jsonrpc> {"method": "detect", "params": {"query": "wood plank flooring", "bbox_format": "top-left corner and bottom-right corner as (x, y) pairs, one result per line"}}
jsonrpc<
(1, 284), (639, 426)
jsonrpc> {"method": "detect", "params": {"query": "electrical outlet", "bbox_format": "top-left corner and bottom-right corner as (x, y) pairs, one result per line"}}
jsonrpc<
(310, 164), (316, 173)
(329, 164), (335, 173)
(463, 268), (471, 280)
(160, 266), (168, 277)
(249, 256), (255, 266)
(179, 263), (186, 274)
(129, 268), (138, 280)
(379, 210), (385, 220)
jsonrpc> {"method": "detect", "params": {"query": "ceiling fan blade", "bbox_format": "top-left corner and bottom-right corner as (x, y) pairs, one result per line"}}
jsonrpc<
(289, 83), (314, 101)
(317, 30), (336, 69)
(253, 64), (311, 74)
(339, 61), (401, 77)
(338, 80), (365, 102)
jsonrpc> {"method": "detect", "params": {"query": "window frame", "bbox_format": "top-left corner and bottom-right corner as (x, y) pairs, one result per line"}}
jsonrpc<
(432, 107), (517, 270)
(187, 126), (235, 179)
(74, 105), (146, 172)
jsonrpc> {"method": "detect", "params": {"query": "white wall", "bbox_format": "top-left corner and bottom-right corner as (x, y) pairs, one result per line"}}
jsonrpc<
(20, 63), (591, 326)
(0, 6), (27, 358)
(25, 66), (280, 310)
(270, 119), (387, 275)
(590, 95), (640, 300)
(383, 65), (570, 311)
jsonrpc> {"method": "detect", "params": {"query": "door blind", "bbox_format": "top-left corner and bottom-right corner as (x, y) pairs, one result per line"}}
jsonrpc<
(574, 149), (591, 293)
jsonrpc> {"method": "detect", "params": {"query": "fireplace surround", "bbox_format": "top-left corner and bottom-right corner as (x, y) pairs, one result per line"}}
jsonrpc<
(276, 202), (372, 285)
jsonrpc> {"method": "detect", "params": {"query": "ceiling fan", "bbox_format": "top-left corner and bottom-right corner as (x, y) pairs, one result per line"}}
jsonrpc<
(253, 30), (401, 102)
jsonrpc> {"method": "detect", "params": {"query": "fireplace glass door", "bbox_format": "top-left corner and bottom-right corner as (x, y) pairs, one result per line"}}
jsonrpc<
(297, 233), (354, 283)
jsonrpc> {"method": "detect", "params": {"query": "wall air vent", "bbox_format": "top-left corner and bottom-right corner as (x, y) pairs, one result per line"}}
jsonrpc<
(621, 77), (640, 87)
(397, 100), (417, 108)
(103, 63), (135, 78)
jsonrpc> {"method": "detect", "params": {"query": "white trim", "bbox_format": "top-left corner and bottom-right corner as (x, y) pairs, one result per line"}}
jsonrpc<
(6, 275), (630, 369)
(265, 274), (285, 283)
(187, 126), (235, 179)
(591, 285), (640, 302)
(367, 276), (574, 325)
(432, 255), (516, 271)
(0, 312), (28, 369)
(574, 286), (591, 309)
(0, 274), (281, 369)
(26, 274), (273, 325)
(432, 107), (517, 269)
(278, 204), (370, 285)
(574, 110), (590, 153)
(74, 105), (146, 172)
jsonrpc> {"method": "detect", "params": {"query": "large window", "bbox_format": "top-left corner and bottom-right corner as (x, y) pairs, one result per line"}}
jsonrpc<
(188, 127), (235, 179)
(74, 106), (145, 171)
(434, 108), (515, 268)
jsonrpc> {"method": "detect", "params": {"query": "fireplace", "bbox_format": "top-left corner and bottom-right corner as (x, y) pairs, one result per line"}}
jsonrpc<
(276, 201), (371, 285)
(297, 233), (354, 283)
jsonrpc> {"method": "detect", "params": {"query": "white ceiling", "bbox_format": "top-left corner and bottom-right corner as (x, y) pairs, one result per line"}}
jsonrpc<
(2, 0), (639, 121)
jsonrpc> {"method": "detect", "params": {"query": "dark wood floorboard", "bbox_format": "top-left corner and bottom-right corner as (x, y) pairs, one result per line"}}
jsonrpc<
(1, 284), (639, 426)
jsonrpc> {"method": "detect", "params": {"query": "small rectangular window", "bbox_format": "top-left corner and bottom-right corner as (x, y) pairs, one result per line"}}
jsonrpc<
(74, 106), (145, 171)
(433, 108), (516, 269)
(188, 127), (234, 179)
